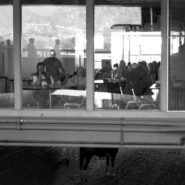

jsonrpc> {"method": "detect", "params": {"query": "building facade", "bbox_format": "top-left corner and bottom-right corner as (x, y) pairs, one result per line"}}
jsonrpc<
(0, 0), (184, 148)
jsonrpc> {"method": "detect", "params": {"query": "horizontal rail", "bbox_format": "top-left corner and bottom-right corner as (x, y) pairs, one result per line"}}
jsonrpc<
(0, 140), (184, 149)
(0, 116), (184, 148)
(1, 116), (185, 126)
(0, 117), (185, 133)
(1, 116), (185, 125)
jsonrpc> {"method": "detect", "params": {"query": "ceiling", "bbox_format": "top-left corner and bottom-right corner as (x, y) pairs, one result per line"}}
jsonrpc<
(0, 0), (184, 8)
(1, 0), (185, 24)
(0, 0), (161, 6)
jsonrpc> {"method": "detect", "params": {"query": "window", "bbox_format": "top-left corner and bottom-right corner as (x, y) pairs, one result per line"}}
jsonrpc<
(94, 1), (161, 111)
(22, 1), (86, 109)
(0, 3), (14, 108)
(1, 0), (185, 119)
(169, 0), (185, 111)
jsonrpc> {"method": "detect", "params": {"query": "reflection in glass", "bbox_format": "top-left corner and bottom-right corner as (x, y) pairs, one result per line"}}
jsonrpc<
(94, 2), (161, 110)
(22, 3), (86, 109)
(0, 4), (14, 108)
(169, 0), (185, 110)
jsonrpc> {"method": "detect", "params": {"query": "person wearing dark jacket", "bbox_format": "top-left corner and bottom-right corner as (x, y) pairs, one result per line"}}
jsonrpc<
(43, 49), (67, 86)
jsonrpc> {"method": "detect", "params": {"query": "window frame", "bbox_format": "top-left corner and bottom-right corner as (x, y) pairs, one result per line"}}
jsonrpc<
(1, 0), (184, 119)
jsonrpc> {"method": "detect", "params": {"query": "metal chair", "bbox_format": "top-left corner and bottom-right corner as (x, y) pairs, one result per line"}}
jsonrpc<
(64, 103), (81, 109)
(139, 103), (156, 110)
(64, 96), (86, 109)
(125, 100), (139, 110)
(119, 86), (140, 110)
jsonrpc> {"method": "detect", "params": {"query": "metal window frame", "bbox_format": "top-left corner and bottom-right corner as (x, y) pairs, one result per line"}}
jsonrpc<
(1, 0), (185, 119)
(161, 0), (169, 111)
(14, 0), (22, 110)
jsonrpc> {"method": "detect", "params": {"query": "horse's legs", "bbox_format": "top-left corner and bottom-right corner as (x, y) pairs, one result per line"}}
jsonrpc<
(111, 154), (116, 168)
(79, 149), (85, 171)
(110, 154), (117, 176)
(83, 154), (92, 171)
(106, 154), (110, 167)
(106, 155), (111, 175)
(80, 154), (92, 182)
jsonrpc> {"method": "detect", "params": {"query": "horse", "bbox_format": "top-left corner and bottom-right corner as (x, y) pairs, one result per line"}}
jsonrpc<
(79, 147), (118, 181)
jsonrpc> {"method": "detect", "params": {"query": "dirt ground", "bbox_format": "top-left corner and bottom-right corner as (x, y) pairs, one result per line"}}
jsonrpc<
(0, 146), (185, 185)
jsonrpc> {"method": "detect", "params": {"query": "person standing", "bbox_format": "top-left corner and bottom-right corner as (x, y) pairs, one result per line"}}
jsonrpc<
(5, 39), (13, 78)
(43, 49), (67, 86)
(54, 39), (62, 59)
(27, 38), (37, 59)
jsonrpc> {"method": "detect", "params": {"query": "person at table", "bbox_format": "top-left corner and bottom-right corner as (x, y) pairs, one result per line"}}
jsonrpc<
(116, 60), (128, 80)
(32, 62), (50, 86)
(113, 60), (128, 92)
(149, 60), (159, 83)
(65, 67), (86, 90)
(112, 63), (119, 78)
(31, 62), (52, 108)
(123, 63), (152, 96)
(43, 49), (67, 86)
(127, 62), (132, 72)
(102, 61), (112, 78)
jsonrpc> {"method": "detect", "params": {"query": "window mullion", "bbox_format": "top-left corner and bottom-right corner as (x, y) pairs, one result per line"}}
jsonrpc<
(86, 0), (94, 110)
(13, 0), (22, 110)
(161, 0), (169, 111)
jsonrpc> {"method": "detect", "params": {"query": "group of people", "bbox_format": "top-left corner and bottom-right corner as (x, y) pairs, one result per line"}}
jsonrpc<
(99, 59), (160, 96)
(27, 38), (63, 59)
(0, 39), (13, 78)
(32, 49), (86, 90)
(31, 37), (160, 97)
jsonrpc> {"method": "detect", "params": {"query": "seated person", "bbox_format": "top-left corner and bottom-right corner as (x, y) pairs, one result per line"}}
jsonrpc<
(112, 63), (119, 77)
(65, 67), (86, 90)
(124, 63), (152, 96)
(102, 61), (112, 78)
(31, 62), (50, 108)
(117, 60), (128, 79)
(43, 49), (67, 86)
(32, 62), (50, 86)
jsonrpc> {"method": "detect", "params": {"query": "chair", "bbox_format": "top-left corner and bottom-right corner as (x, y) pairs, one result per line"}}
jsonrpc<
(64, 103), (81, 109)
(119, 86), (127, 104)
(119, 86), (140, 110)
(64, 96), (86, 109)
(139, 103), (156, 110)
(125, 101), (139, 110)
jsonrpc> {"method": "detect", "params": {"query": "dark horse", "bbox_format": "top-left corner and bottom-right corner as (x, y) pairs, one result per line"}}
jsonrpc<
(79, 147), (118, 180)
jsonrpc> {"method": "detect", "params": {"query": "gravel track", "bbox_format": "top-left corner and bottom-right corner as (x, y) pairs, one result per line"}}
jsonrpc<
(0, 147), (185, 185)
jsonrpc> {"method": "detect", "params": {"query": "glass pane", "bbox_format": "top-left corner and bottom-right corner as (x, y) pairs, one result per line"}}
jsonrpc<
(169, 0), (185, 110)
(94, 2), (161, 110)
(0, 3), (14, 108)
(22, 1), (86, 109)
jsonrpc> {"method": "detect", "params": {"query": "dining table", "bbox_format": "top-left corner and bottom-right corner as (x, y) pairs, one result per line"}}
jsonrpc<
(23, 84), (61, 108)
(103, 77), (127, 93)
(52, 89), (155, 110)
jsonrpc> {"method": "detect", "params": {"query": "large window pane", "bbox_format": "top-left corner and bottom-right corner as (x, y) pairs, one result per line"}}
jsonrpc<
(169, 0), (185, 110)
(94, 2), (161, 110)
(0, 4), (14, 108)
(22, 2), (86, 109)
